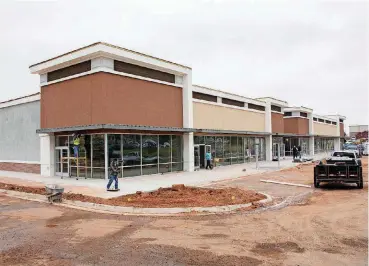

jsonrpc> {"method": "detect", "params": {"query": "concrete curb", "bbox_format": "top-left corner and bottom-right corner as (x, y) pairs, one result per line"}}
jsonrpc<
(0, 189), (272, 216)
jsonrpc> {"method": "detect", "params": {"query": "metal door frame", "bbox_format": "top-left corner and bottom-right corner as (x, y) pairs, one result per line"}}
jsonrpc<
(194, 144), (200, 170)
(55, 146), (69, 177)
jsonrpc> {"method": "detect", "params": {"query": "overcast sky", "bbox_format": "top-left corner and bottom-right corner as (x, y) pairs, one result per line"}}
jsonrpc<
(0, 0), (367, 129)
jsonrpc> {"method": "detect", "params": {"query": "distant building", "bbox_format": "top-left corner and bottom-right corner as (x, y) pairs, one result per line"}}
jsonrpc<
(349, 125), (368, 138)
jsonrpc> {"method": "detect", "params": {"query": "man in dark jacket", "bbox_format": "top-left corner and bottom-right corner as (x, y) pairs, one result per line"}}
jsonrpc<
(297, 145), (302, 158)
(292, 146), (298, 160)
(107, 159), (120, 191)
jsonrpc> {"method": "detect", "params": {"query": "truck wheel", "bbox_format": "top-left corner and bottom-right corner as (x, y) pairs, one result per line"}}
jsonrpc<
(314, 175), (320, 188)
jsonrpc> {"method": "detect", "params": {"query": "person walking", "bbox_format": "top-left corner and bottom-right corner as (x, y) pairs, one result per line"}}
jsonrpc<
(107, 159), (120, 191)
(297, 145), (302, 159)
(205, 150), (212, 170)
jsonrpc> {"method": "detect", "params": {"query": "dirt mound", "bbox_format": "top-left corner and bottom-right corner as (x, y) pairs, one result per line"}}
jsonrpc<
(0, 182), (266, 208)
(0, 182), (45, 195)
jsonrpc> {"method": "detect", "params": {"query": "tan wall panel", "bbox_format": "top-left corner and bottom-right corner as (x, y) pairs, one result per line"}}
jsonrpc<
(271, 113), (284, 133)
(284, 118), (309, 134)
(314, 122), (338, 136)
(41, 72), (183, 128)
(193, 102), (265, 132)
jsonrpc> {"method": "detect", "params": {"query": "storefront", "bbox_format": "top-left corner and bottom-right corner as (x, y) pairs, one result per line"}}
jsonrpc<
(55, 133), (183, 179)
(314, 137), (335, 154)
(194, 135), (266, 168)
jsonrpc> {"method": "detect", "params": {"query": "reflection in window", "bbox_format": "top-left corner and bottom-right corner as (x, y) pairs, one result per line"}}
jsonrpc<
(238, 137), (244, 163)
(231, 137), (238, 164)
(142, 135), (158, 165)
(159, 135), (171, 173)
(172, 135), (182, 163)
(223, 137), (231, 165)
(108, 134), (122, 164)
(123, 135), (141, 166)
(215, 137), (223, 159)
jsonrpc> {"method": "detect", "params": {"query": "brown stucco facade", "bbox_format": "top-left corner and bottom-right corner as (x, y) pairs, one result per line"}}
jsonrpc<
(41, 72), (183, 129)
(271, 112), (284, 133)
(284, 117), (309, 135)
(340, 123), (344, 137)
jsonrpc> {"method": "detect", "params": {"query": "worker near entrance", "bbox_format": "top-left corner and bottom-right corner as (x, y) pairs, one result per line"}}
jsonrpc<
(205, 150), (212, 170)
(72, 133), (81, 157)
(107, 159), (120, 191)
(297, 145), (302, 159)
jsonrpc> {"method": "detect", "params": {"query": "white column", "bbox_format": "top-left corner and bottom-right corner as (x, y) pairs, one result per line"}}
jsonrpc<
(182, 71), (193, 129)
(183, 132), (194, 172)
(264, 102), (272, 161)
(309, 136), (315, 156)
(265, 135), (273, 161)
(39, 133), (55, 176)
(104, 134), (108, 180)
(182, 70), (194, 172)
(308, 113), (314, 156)
(308, 113), (314, 135)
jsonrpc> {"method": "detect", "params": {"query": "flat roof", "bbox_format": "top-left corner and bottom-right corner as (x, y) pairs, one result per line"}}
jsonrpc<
(30, 42), (191, 70)
(0, 92), (40, 105)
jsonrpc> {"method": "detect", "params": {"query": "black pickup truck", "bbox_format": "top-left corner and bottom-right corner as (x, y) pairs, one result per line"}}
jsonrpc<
(314, 151), (363, 189)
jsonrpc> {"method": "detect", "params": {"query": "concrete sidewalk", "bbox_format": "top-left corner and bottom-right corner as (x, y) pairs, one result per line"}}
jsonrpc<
(0, 153), (328, 198)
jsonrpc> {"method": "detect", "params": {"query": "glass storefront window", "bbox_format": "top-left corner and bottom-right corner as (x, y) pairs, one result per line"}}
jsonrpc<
(194, 136), (205, 145)
(215, 136), (223, 159)
(159, 135), (171, 163)
(56, 135), (69, 146)
(123, 166), (141, 177)
(142, 135), (158, 165)
(231, 136), (238, 164)
(92, 134), (105, 178)
(223, 137), (231, 165)
(238, 137), (244, 163)
(205, 136), (216, 155)
(172, 135), (182, 163)
(108, 134), (122, 164)
(123, 135), (141, 166)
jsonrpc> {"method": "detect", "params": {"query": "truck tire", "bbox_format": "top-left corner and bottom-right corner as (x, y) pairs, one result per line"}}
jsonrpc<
(314, 174), (320, 188)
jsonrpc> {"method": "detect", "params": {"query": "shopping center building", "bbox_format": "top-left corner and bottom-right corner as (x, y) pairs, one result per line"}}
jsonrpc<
(0, 42), (346, 178)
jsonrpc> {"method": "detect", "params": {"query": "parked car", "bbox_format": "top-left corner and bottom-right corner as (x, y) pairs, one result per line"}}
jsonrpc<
(331, 150), (361, 166)
(343, 144), (361, 158)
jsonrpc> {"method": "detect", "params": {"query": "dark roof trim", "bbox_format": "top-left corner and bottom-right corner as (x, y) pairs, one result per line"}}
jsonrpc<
(37, 124), (195, 134)
(272, 133), (311, 137)
(36, 124), (271, 136)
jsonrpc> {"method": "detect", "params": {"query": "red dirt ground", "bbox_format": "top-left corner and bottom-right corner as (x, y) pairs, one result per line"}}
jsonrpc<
(0, 183), (265, 208)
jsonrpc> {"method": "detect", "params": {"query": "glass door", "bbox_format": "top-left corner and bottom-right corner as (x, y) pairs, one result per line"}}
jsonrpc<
(194, 145), (200, 170)
(55, 147), (69, 177)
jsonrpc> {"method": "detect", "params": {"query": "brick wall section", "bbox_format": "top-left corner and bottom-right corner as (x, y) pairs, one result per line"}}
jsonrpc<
(0, 162), (40, 174)
(271, 112), (284, 133)
(340, 123), (344, 137)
